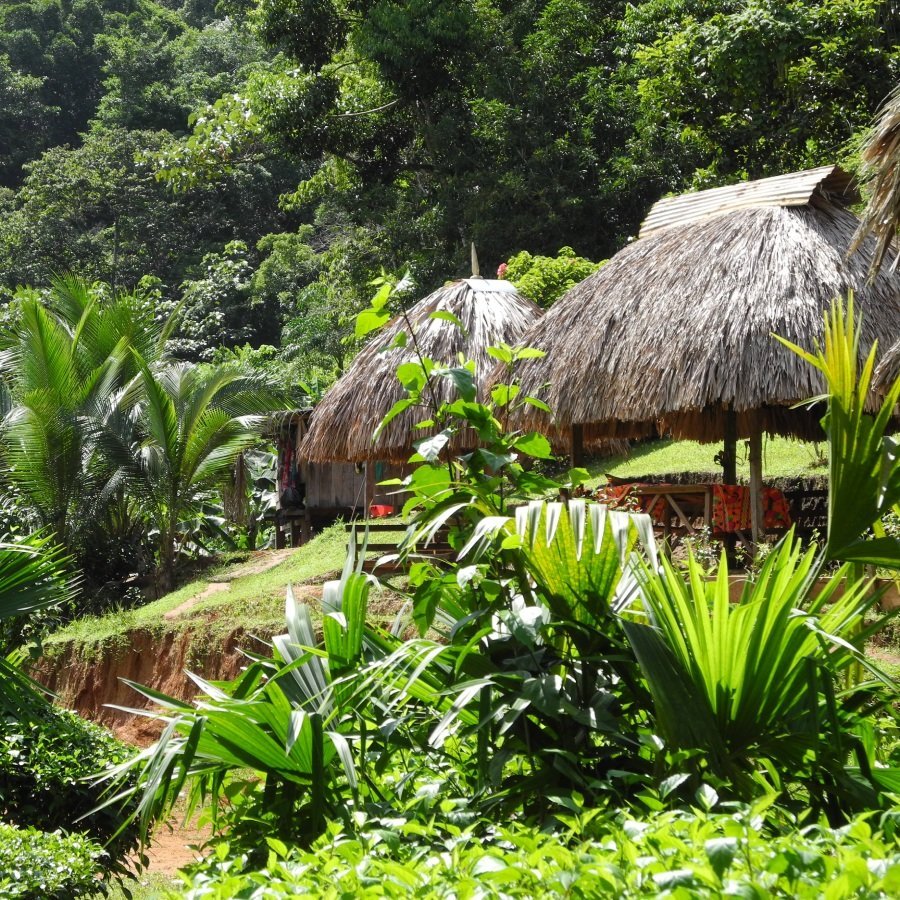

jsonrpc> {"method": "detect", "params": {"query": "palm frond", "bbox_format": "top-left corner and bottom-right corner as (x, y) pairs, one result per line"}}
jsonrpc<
(851, 85), (900, 276)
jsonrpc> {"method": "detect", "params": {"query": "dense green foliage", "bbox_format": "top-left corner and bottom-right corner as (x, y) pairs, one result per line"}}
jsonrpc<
(0, 275), (287, 603)
(1, 4), (899, 897)
(97, 297), (900, 900)
(0, 823), (102, 899)
(174, 807), (900, 898)
(502, 246), (604, 307)
(0, 706), (139, 865)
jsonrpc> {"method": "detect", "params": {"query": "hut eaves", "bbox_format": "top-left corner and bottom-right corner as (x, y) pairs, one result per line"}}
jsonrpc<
(639, 165), (859, 239)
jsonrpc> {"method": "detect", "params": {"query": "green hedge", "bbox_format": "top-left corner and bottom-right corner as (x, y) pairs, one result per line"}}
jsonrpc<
(0, 706), (139, 863)
(0, 823), (101, 899)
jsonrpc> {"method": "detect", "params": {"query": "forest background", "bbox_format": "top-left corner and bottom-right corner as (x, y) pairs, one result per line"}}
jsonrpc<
(2, 0), (898, 389)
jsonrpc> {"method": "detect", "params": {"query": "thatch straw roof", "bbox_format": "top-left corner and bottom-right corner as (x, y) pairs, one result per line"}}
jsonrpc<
(498, 170), (900, 444)
(851, 85), (900, 276)
(299, 278), (541, 462)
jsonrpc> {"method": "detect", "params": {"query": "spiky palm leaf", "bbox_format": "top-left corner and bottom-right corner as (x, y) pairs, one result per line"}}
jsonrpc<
(624, 533), (899, 808)
(0, 534), (75, 716)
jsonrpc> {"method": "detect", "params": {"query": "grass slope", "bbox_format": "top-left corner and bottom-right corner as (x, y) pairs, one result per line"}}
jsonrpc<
(43, 523), (352, 657)
(585, 436), (828, 488)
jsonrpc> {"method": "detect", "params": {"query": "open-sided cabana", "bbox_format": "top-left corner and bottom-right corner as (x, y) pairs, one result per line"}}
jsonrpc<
(500, 165), (900, 544)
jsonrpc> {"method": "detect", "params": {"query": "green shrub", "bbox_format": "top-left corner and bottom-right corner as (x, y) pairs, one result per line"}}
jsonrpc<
(501, 246), (603, 307)
(171, 806), (900, 898)
(0, 706), (139, 865)
(0, 823), (102, 899)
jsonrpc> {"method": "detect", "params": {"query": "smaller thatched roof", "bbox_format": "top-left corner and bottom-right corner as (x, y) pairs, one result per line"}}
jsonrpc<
(496, 167), (900, 445)
(298, 278), (541, 463)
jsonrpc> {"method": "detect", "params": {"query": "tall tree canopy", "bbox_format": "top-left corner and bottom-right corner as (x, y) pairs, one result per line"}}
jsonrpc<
(162, 0), (900, 283)
(0, 0), (897, 371)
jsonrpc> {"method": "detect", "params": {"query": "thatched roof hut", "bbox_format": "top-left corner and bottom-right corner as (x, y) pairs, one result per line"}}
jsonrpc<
(299, 277), (541, 463)
(501, 165), (900, 448)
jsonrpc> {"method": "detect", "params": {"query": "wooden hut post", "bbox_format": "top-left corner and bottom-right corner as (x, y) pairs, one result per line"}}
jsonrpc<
(748, 414), (764, 548)
(570, 424), (584, 468)
(722, 408), (738, 562)
(365, 460), (374, 517)
(722, 409), (737, 484)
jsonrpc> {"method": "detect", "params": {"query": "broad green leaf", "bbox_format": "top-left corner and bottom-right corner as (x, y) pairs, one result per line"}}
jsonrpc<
(355, 308), (390, 339)
(429, 310), (465, 331)
(514, 432), (553, 459)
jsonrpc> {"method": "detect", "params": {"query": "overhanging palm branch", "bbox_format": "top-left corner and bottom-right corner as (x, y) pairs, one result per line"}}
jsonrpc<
(851, 84), (900, 276)
(0, 534), (76, 716)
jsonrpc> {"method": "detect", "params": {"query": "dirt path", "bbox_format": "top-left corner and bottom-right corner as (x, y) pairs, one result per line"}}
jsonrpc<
(163, 581), (230, 620)
(162, 548), (297, 621)
(141, 818), (210, 875)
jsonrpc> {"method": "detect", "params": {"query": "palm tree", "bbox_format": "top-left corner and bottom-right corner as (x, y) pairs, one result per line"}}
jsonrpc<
(0, 276), (168, 553)
(103, 360), (285, 592)
(851, 84), (900, 275)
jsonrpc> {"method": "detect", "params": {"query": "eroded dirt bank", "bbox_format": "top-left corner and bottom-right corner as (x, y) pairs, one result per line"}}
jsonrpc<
(33, 625), (275, 745)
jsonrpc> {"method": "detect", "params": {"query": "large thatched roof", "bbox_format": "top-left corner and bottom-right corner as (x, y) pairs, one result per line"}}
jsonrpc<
(299, 278), (541, 462)
(499, 170), (900, 444)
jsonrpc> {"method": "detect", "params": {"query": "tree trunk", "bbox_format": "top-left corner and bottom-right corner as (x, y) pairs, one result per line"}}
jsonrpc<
(159, 533), (176, 595)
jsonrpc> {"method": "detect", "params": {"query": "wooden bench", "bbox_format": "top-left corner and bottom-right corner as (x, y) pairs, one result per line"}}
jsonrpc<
(344, 521), (455, 573)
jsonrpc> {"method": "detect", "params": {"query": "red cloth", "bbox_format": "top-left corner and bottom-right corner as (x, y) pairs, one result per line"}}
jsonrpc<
(710, 484), (791, 533)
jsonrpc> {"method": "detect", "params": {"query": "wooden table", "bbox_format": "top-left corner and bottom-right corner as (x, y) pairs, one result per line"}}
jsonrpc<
(628, 483), (713, 536)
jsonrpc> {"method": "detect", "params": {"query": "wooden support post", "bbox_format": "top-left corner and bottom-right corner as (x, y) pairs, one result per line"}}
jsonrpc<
(365, 461), (374, 516)
(722, 408), (738, 564)
(748, 416), (764, 549)
(722, 408), (737, 484)
(570, 424), (584, 469)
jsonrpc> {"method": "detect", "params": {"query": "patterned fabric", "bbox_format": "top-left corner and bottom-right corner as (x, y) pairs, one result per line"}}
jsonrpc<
(595, 482), (791, 533)
(710, 484), (791, 533)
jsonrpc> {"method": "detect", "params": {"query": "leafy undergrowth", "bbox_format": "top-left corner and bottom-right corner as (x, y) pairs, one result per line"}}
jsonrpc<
(0, 824), (102, 899)
(585, 436), (829, 488)
(40, 524), (354, 658)
(169, 805), (900, 899)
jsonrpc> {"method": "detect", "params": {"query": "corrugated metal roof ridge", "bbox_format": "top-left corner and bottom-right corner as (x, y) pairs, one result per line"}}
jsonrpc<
(639, 165), (853, 239)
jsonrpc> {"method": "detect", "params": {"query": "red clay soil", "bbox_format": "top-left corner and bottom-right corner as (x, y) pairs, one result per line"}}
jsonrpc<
(31, 577), (323, 876)
(33, 584), (323, 745)
(137, 816), (211, 877)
